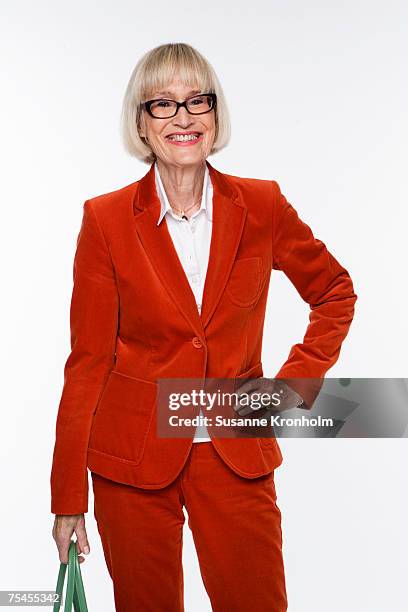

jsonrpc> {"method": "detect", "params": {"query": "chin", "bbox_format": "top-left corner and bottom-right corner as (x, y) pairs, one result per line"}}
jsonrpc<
(169, 152), (206, 165)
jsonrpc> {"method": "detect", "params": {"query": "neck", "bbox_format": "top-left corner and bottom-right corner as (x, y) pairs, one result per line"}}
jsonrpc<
(156, 159), (206, 214)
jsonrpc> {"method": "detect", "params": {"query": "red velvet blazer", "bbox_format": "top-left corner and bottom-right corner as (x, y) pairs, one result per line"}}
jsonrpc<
(50, 160), (357, 514)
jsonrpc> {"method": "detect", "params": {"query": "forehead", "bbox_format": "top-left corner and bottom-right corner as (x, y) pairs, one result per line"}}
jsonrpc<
(153, 87), (202, 98)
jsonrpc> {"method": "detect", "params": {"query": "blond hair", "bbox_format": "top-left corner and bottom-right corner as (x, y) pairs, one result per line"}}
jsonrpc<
(121, 43), (231, 164)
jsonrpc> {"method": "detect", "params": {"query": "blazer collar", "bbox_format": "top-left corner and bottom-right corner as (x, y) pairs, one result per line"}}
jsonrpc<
(132, 160), (247, 335)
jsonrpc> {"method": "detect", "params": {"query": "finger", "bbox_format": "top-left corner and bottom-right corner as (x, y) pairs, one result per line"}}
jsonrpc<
(75, 539), (86, 564)
(53, 524), (74, 564)
(235, 379), (258, 394)
(75, 523), (90, 556)
(234, 398), (252, 414)
(237, 406), (256, 416)
(233, 389), (253, 411)
(57, 539), (70, 564)
(235, 392), (264, 415)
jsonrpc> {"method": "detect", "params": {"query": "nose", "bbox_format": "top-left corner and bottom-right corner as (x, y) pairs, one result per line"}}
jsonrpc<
(173, 106), (194, 128)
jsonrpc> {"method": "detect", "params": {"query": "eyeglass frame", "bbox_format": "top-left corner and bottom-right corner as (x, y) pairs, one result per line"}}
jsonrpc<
(141, 92), (217, 119)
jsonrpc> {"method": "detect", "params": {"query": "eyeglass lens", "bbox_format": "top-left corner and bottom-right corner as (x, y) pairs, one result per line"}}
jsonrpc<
(149, 95), (214, 118)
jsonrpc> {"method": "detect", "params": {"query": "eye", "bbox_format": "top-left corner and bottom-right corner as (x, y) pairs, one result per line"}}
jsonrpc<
(190, 96), (204, 105)
(155, 100), (171, 108)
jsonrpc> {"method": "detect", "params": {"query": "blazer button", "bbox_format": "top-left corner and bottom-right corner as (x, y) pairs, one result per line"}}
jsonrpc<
(192, 336), (203, 349)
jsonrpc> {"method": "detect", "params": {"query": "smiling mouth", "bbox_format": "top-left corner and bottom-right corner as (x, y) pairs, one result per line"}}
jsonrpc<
(166, 132), (202, 142)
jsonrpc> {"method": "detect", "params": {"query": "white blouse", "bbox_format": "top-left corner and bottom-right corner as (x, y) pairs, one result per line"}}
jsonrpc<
(154, 161), (212, 443)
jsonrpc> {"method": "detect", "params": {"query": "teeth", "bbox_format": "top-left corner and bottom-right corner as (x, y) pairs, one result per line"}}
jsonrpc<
(168, 134), (200, 142)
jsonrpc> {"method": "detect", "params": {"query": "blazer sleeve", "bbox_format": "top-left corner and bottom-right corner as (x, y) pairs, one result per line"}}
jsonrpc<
(50, 200), (119, 514)
(271, 180), (358, 408)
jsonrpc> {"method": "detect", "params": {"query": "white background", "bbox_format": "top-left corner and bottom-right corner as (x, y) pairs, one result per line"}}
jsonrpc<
(1, 1), (407, 610)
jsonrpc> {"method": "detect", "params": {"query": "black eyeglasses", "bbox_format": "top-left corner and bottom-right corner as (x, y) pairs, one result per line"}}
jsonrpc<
(141, 92), (217, 119)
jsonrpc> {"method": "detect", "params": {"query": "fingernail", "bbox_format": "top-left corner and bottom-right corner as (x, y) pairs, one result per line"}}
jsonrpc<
(83, 546), (90, 554)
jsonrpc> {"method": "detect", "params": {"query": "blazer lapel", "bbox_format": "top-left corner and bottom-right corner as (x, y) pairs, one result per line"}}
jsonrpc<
(200, 161), (247, 328)
(133, 161), (247, 336)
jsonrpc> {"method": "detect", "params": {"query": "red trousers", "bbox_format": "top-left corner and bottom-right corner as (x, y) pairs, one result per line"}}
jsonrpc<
(91, 441), (288, 611)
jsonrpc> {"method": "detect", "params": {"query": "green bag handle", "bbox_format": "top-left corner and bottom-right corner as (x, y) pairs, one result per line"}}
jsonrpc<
(53, 539), (88, 612)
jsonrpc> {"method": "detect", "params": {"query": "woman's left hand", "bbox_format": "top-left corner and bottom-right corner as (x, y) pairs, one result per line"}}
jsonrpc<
(234, 377), (305, 416)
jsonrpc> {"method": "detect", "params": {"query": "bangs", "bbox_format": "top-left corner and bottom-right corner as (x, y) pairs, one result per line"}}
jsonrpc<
(138, 44), (215, 100)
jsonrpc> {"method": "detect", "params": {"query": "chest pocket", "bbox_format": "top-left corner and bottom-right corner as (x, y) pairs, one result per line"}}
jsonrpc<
(225, 256), (263, 307)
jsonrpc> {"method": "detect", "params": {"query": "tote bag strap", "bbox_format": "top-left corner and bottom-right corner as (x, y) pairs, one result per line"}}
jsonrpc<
(53, 540), (88, 612)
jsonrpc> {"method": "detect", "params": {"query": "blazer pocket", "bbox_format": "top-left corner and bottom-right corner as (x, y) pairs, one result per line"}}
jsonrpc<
(235, 363), (276, 448)
(235, 361), (264, 381)
(225, 257), (263, 307)
(88, 370), (157, 466)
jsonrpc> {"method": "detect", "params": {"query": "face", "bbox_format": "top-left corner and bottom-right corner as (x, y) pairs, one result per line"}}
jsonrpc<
(138, 74), (216, 168)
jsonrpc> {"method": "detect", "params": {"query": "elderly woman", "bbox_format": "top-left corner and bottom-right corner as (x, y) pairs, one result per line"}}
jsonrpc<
(51, 43), (357, 611)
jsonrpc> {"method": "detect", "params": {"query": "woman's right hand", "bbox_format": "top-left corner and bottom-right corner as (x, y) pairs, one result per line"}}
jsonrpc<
(52, 514), (90, 564)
